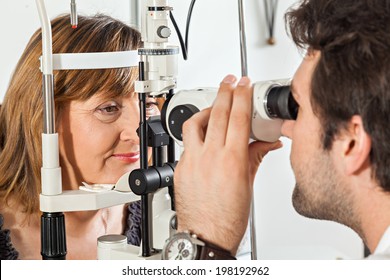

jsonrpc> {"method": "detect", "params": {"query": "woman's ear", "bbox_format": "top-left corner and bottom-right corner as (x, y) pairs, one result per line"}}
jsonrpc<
(341, 115), (371, 175)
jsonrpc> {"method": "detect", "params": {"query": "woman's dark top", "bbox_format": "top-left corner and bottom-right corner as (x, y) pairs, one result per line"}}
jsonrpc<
(0, 201), (142, 260)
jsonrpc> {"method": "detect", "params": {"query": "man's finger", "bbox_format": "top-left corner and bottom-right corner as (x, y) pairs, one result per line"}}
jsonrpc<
(226, 77), (253, 150)
(182, 107), (212, 149)
(204, 75), (236, 147)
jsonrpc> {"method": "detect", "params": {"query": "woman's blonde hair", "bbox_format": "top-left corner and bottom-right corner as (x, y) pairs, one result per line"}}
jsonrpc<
(0, 14), (141, 215)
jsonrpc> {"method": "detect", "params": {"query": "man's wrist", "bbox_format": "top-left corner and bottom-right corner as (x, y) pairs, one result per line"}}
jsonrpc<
(162, 230), (237, 260)
(195, 235), (237, 260)
(177, 225), (239, 256)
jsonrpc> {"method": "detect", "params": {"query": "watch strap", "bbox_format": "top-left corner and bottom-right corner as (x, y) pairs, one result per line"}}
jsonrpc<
(198, 241), (236, 260)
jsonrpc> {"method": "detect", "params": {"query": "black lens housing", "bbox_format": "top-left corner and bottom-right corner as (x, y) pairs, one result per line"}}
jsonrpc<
(266, 85), (298, 120)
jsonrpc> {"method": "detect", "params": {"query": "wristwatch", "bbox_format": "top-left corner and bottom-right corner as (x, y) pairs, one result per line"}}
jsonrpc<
(162, 231), (236, 260)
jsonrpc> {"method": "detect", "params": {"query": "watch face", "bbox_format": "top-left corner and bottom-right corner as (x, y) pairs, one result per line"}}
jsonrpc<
(163, 233), (197, 260)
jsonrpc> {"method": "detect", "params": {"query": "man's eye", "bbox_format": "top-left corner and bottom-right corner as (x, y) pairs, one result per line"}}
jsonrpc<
(146, 101), (159, 115)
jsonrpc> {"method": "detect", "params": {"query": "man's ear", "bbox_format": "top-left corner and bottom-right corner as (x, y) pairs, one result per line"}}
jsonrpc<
(342, 115), (371, 175)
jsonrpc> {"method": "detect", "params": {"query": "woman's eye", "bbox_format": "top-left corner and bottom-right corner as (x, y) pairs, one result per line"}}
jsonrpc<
(98, 105), (120, 114)
(94, 102), (122, 122)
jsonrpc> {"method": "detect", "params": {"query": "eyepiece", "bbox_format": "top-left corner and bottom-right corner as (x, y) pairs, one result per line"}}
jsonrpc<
(265, 85), (298, 120)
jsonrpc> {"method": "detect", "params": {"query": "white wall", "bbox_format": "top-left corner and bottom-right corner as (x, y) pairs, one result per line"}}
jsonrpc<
(0, 0), (363, 259)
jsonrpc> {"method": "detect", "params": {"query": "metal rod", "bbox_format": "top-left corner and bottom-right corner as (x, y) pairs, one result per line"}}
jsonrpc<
(130, 0), (141, 30)
(238, 0), (248, 76)
(37, 0), (66, 260)
(238, 0), (257, 259)
(70, 0), (77, 28)
(167, 89), (176, 211)
(138, 61), (151, 257)
(42, 74), (56, 134)
(138, 65), (148, 170)
(153, 147), (164, 167)
(167, 89), (176, 163)
(250, 197), (258, 260)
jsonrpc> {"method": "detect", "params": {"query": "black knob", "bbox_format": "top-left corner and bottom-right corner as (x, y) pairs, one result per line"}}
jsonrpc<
(129, 162), (177, 195)
(129, 168), (160, 195)
(168, 104), (200, 141)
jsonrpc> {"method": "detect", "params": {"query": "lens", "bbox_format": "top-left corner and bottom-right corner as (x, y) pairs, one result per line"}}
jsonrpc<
(265, 85), (298, 120)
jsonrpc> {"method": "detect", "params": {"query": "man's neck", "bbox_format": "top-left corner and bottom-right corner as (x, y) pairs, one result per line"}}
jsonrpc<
(358, 186), (390, 253)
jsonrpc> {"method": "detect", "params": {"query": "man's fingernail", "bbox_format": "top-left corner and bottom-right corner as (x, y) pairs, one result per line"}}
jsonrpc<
(238, 76), (250, 86)
(222, 75), (236, 84)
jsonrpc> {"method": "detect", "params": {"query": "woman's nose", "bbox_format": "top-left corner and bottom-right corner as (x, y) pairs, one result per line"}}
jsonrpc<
(281, 119), (294, 139)
(119, 109), (140, 143)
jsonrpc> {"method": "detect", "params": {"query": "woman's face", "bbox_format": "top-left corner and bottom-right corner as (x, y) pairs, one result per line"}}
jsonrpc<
(58, 93), (159, 188)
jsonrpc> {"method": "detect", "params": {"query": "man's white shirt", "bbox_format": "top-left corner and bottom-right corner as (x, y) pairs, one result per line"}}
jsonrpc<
(366, 226), (390, 259)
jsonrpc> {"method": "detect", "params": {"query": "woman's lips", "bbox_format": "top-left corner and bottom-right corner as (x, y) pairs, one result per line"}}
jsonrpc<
(112, 152), (140, 163)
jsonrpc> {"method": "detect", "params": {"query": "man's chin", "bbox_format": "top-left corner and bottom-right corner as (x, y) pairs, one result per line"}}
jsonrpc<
(291, 184), (321, 220)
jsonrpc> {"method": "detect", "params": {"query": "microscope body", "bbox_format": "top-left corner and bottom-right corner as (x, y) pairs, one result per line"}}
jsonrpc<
(135, 0), (178, 95)
(162, 79), (297, 146)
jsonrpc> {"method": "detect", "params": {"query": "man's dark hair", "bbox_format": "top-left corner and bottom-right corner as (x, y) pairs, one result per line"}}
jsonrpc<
(285, 0), (390, 192)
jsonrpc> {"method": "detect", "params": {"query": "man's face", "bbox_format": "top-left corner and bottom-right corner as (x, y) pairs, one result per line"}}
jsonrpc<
(281, 51), (355, 223)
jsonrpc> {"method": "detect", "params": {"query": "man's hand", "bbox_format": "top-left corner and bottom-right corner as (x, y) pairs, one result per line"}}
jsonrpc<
(174, 75), (282, 255)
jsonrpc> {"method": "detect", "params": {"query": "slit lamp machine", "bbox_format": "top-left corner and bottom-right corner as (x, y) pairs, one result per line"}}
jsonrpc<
(36, 0), (297, 260)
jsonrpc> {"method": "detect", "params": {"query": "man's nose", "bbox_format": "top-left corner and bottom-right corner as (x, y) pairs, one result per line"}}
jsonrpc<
(281, 119), (294, 139)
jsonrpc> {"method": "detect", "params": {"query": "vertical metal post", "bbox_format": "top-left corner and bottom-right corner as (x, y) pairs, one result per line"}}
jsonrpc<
(153, 147), (164, 167)
(249, 200), (258, 260)
(238, 0), (258, 260)
(41, 74), (67, 260)
(238, 0), (248, 77)
(36, 0), (67, 260)
(42, 75), (55, 134)
(138, 61), (152, 257)
(167, 89), (176, 211)
(70, 0), (78, 28)
(130, 0), (141, 30)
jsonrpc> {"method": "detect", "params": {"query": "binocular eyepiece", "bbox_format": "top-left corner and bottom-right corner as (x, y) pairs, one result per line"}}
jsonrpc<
(264, 84), (298, 120)
(161, 79), (298, 144)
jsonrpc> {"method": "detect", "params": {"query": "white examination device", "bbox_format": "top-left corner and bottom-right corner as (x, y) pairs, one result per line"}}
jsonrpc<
(162, 79), (298, 145)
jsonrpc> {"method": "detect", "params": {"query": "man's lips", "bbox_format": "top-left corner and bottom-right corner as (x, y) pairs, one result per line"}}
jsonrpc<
(112, 152), (140, 163)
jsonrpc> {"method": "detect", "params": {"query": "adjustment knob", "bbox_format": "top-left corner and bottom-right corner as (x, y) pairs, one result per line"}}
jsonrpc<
(157, 26), (171, 38)
(129, 168), (160, 195)
(129, 163), (177, 195)
(168, 104), (200, 141)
